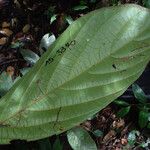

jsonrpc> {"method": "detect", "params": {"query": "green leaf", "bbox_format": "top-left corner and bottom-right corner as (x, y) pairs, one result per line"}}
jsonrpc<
(10, 41), (24, 49)
(73, 5), (88, 11)
(138, 109), (149, 128)
(67, 127), (97, 150)
(65, 15), (74, 25)
(50, 14), (57, 24)
(117, 106), (131, 118)
(0, 4), (149, 144)
(132, 84), (147, 103)
(114, 99), (130, 106)
(92, 129), (103, 137)
(39, 33), (56, 54)
(128, 130), (140, 146)
(20, 49), (40, 65)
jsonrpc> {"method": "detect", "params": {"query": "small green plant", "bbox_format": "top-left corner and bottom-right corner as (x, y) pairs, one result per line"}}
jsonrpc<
(114, 83), (150, 129)
(67, 127), (97, 150)
(66, 127), (104, 150)
(126, 130), (150, 149)
(44, 5), (74, 26)
(73, 0), (88, 11)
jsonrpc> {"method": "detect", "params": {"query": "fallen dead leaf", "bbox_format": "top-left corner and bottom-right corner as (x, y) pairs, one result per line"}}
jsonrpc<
(121, 138), (128, 146)
(0, 37), (7, 45)
(103, 130), (116, 143)
(2, 21), (10, 28)
(23, 24), (30, 33)
(0, 28), (13, 37)
(112, 119), (125, 129)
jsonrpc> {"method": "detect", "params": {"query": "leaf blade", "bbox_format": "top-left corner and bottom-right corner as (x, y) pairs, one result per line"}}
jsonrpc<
(67, 127), (97, 150)
(0, 4), (149, 143)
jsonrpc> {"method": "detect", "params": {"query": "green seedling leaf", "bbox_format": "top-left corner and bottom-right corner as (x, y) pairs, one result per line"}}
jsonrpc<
(128, 130), (140, 146)
(148, 123), (150, 128)
(114, 99), (130, 106)
(0, 4), (149, 144)
(92, 129), (103, 137)
(132, 84), (147, 103)
(67, 127), (97, 150)
(10, 41), (24, 49)
(40, 33), (56, 54)
(138, 109), (149, 128)
(117, 106), (131, 118)
(65, 15), (74, 25)
(73, 5), (88, 11)
(20, 49), (40, 65)
(50, 14), (57, 24)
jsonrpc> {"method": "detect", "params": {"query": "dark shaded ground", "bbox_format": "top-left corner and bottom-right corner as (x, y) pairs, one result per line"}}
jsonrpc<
(0, 0), (149, 149)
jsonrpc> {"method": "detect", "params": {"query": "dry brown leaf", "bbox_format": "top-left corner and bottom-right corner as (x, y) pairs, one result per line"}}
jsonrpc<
(103, 130), (116, 143)
(0, 37), (7, 45)
(121, 138), (128, 146)
(112, 119), (125, 129)
(2, 21), (10, 28)
(22, 24), (30, 33)
(0, 28), (13, 37)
